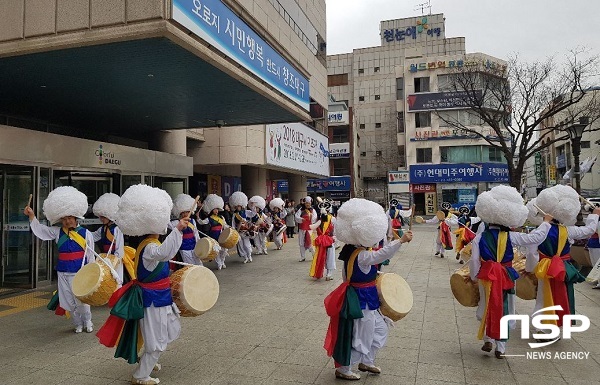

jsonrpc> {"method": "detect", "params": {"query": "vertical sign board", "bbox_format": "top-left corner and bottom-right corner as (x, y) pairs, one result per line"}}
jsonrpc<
(172, 0), (310, 110)
(208, 175), (222, 195)
(388, 171), (410, 193)
(425, 192), (437, 215)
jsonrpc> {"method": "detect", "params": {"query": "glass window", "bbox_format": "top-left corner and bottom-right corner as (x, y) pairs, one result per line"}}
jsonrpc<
(122, 175), (142, 193)
(332, 158), (351, 175)
(414, 77), (430, 93)
(374, 67), (380, 72)
(374, 95), (380, 100)
(416, 148), (432, 163)
(397, 112), (405, 133)
(332, 126), (349, 143)
(359, 123), (365, 129)
(396, 78), (404, 100)
(359, 96), (365, 101)
(581, 141), (591, 149)
(442, 189), (459, 205)
(440, 146), (482, 163)
(437, 74), (453, 92)
(415, 112), (431, 128)
(487, 146), (503, 162)
(358, 68), (364, 74)
(375, 123), (381, 128)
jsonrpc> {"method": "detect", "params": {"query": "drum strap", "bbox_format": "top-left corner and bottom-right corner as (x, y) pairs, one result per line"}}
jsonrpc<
(345, 248), (365, 282)
(133, 237), (163, 281)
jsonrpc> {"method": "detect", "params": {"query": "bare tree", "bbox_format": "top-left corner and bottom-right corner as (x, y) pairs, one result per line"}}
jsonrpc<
(437, 50), (600, 189)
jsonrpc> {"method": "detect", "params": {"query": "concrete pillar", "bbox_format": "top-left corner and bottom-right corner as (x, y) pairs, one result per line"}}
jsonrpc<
(288, 173), (308, 203)
(241, 165), (267, 197)
(154, 130), (187, 156)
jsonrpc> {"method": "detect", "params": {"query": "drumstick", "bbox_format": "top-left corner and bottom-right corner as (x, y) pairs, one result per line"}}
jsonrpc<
(27, 194), (32, 208)
(580, 195), (597, 209)
(409, 204), (416, 231)
(169, 260), (196, 267)
(185, 196), (201, 220)
(532, 203), (548, 217)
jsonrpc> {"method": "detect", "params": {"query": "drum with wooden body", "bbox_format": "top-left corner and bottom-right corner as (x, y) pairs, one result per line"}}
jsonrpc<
(513, 256), (538, 300)
(436, 210), (446, 221)
(194, 237), (219, 262)
(450, 263), (480, 307)
(376, 273), (413, 321)
(273, 221), (286, 236)
(72, 258), (118, 306)
(170, 265), (219, 317)
(218, 227), (239, 249)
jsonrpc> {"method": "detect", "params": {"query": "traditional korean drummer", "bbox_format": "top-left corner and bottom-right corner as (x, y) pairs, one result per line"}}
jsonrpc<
(323, 198), (413, 380)
(91, 192), (124, 282)
(469, 185), (552, 359)
(96, 184), (188, 385)
(24, 186), (96, 333)
(167, 194), (201, 266)
(196, 194), (227, 270)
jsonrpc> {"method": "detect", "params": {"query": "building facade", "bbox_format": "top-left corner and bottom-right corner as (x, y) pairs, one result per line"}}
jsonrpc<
(328, 13), (509, 211)
(0, 0), (327, 290)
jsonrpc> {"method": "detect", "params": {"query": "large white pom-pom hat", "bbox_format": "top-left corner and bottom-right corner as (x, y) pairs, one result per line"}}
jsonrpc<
(203, 194), (224, 213)
(536, 184), (580, 226)
(172, 194), (197, 217)
(92, 193), (120, 221)
(269, 197), (285, 211)
(475, 185), (527, 228)
(43, 186), (88, 224)
(115, 184), (173, 236)
(229, 191), (248, 209)
(336, 198), (388, 247)
(249, 195), (266, 210)
(526, 198), (543, 226)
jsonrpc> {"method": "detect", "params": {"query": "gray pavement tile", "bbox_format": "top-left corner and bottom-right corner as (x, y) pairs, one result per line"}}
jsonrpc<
(506, 356), (562, 376)
(418, 340), (461, 354)
(0, 365), (42, 384)
(6, 369), (75, 385)
(245, 346), (294, 363)
(412, 381), (466, 385)
(418, 349), (463, 367)
(363, 373), (416, 385)
(268, 363), (321, 384)
(513, 372), (568, 385)
(227, 358), (279, 378)
(377, 347), (419, 362)
(375, 358), (417, 378)
(463, 367), (516, 384)
(58, 374), (115, 385)
(283, 349), (331, 369)
(416, 362), (465, 383)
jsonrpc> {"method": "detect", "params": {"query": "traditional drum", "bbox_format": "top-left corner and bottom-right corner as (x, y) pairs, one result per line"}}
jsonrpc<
(170, 265), (219, 317)
(72, 260), (118, 306)
(218, 227), (240, 249)
(273, 221), (286, 236)
(194, 237), (219, 262)
(513, 257), (538, 300)
(376, 273), (413, 321)
(100, 253), (121, 271)
(460, 243), (472, 262)
(414, 216), (424, 224)
(436, 210), (446, 221)
(450, 263), (479, 307)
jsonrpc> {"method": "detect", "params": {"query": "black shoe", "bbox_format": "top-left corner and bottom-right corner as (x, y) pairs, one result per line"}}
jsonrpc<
(481, 342), (493, 352)
(495, 350), (504, 359)
(456, 253), (460, 260)
(434, 252), (440, 256)
(440, 254), (444, 258)
(459, 259), (464, 264)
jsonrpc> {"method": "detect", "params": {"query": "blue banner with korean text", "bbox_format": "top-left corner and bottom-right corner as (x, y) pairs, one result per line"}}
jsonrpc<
(409, 163), (509, 183)
(172, 0), (310, 110)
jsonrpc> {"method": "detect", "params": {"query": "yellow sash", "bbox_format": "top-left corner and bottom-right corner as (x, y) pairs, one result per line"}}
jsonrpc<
(105, 225), (115, 243)
(210, 215), (225, 226)
(345, 248), (365, 282)
(533, 225), (568, 325)
(133, 237), (162, 278)
(63, 227), (87, 251)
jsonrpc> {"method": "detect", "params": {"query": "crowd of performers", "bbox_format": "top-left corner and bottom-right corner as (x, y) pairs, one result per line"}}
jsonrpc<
(22, 181), (600, 383)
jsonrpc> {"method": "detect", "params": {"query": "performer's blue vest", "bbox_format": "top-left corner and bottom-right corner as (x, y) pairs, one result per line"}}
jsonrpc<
(345, 254), (379, 310)
(137, 240), (172, 307)
(180, 219), (196, 251)
(478, 226), (517, 279)
(100, 223), (117, 253)
(208, 215), (224, 240)
(538, 224), (571, 257)
(57, 227), (87, 273)
(588, 233), (600, 249)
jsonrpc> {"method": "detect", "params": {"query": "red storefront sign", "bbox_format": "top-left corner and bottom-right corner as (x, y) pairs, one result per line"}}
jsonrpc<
(410, 183), (436, 193)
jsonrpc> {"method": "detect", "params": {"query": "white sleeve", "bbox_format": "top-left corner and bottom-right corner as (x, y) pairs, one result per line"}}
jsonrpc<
(509, 222), (551, 246)
(91, 226), (103, 242)
(469, 234), (482, 280)
(295, 209), (303, 223)
(357, 240), (402, 269)
(470, 217), (481, 225)
(425, 217), (439, 224)
(84, 230), (96, 264)
(445, 214), (459, 226)
(167, 220), (176, 231)
(192, 219), (201, 240)
(525, 245), (539, 273)
(567, 214), (599, 240)
(114, 226), (125, 259)
(29, 218), (60, 241)
(311, 210), (318, 224)
(142, 230), (184, 266)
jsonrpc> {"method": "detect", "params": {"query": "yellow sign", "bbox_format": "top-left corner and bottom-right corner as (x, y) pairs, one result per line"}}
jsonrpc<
(548, 165), (556, 185)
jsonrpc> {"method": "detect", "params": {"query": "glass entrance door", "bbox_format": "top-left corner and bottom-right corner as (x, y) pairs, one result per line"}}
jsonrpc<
(1, 166), (34, 288)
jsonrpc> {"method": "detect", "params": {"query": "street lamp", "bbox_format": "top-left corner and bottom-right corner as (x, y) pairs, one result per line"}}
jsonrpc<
(566, 117), (589, 225)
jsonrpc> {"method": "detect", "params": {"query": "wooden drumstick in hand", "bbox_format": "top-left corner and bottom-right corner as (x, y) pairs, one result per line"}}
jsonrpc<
(409, 204), (416, 231)
(532, 203), (548, 217)
(186, 196), (200, 220)
(27, 194), (32, 208)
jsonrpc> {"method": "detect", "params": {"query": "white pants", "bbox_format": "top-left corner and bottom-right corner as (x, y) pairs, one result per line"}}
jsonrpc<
(476, 284), (514, 354)
(298, 229), (314, 259)
(325, 246), (336, 277)
(256, 231), (269, 253)
(590, 248), (600, 267)
(180, 249), (202, 266)
(338, 308), (389, 373)
(273, 228), (285, 249)
(58, 272), (92, 328)
(433, 239), (444, 255)
(133, 304), (181, 381)
(215, 248), (229, 268)
(237, 235), (253, 259)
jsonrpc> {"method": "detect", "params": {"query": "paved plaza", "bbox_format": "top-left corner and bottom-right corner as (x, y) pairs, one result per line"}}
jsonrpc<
(1, 224), (600, 385)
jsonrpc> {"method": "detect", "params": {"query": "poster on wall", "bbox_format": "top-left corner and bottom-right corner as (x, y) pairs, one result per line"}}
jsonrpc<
(266, 123), (330, 177)
(207, 175), (222, 195)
